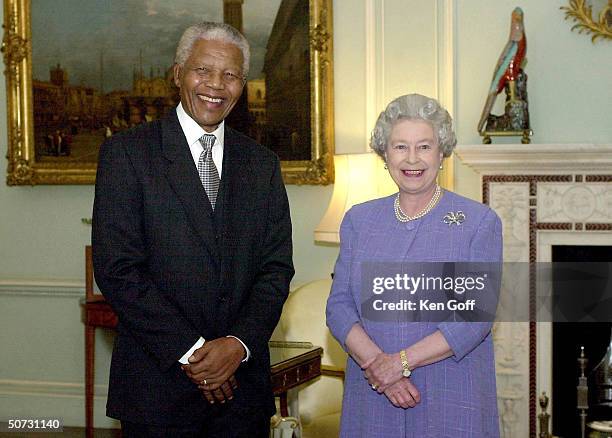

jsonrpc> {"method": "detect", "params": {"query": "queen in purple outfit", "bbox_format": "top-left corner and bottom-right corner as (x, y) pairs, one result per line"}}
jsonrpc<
(326, 94), (502, 437)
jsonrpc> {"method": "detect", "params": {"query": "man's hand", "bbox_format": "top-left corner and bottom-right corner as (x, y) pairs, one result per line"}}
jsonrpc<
(200, 375), (239, 404)
(181, 337), (245, 390)
(383, 378), (420, 409)
(363, 351), (404, 392)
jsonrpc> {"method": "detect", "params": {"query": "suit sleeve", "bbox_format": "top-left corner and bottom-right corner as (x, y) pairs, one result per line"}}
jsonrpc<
(438, 208), (503, 361)
(228, 156), (294, 362)
(92, 137), (201, 371)
(326, 210), (361, 350)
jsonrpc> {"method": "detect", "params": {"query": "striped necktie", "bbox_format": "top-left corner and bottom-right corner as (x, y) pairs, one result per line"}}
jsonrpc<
(197, 134), (220, 209)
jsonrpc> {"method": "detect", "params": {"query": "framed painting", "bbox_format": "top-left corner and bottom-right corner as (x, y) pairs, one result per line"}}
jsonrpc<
(2, 0), (334, 185)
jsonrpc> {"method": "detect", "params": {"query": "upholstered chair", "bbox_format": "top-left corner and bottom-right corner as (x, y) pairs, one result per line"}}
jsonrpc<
(275, 279), (347, 438)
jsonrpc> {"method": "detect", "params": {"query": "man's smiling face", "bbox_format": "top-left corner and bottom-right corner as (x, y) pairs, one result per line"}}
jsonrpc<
(173, 38), (245, 132)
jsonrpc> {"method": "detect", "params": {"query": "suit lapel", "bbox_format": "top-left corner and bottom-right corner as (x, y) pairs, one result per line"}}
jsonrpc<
(160, 111), (219, 262)
(217, 127), (250, 228)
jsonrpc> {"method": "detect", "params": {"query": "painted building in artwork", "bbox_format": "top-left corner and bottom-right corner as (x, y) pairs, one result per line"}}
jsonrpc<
(124, 66), (178, 127)
(132, 66), (170, 98)
(32, 64), (103, 156)
(31, 61), (179, 157)
(246, 78), (267, 143)
(222, 0), (253, 137)
(33, 63), (102, 129)
(32, 79), (64, 133)
(223, 0), (244, 33)
(263, 0), (311, 161)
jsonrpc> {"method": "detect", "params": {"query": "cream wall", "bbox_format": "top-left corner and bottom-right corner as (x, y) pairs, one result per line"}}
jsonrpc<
(1, 0), (611, 428)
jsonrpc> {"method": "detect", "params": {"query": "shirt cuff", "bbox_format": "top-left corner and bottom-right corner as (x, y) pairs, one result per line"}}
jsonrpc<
(226, 335), (250, 362)
(178, 337), (205, 364)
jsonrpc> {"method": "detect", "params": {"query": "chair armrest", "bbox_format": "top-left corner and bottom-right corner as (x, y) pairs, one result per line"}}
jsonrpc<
(321, 365), (345, 380)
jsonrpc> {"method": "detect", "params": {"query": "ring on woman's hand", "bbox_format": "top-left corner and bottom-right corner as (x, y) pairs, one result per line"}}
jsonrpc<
(201, 379), (207, 385)
(371, 384), (378, 390)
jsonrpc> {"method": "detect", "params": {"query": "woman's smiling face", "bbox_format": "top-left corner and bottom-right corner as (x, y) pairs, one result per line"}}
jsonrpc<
(385, 118), (443, 198)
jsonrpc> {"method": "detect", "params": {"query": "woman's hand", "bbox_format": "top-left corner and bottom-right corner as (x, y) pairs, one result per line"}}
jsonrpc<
(363, 351), (404, 392)
(384, 378), (421, 409)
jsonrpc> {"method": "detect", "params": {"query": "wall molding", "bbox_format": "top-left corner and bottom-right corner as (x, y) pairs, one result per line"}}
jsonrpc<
(364, 0), (385, 148)
(435, 0), (456, 117)
(0, 378), (107, 399)
(0, 379), (117, 428)
(0, 281), (115, 428)
(0, 279), (83, 297)
(435, 0), (456, 190)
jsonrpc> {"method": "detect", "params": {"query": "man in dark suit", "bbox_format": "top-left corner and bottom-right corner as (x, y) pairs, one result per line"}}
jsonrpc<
(92, 22), (294, 437)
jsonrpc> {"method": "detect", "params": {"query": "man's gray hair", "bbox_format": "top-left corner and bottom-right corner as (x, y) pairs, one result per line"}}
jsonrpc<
(174, 22), (250, 78)
(370, 94), (457, 158)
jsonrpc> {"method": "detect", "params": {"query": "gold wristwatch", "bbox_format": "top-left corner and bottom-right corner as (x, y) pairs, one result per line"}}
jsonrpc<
(400, 350), (412, 378)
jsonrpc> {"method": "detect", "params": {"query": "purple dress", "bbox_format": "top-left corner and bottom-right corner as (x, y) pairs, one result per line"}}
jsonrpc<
(326, 190), (502, 438)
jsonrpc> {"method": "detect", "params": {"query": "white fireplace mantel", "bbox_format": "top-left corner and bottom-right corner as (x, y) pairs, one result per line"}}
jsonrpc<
(455, 143), (612, 174)
(454, 143), (612, 438)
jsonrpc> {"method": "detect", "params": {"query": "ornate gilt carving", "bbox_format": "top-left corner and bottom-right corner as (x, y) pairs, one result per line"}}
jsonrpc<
(1, 10), (27, 70)
(10, 124), (23, 155)
(279, 0), (334, 185)
(293, 153), (330, 185)
(561, 0), (612, 42)
(311, 24), (330, 53)
(7, 158), (32, 185)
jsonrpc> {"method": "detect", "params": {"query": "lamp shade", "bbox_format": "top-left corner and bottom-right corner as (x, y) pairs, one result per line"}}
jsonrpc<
(314, 153), (397, 243)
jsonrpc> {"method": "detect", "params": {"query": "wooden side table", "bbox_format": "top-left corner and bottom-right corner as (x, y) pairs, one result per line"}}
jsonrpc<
(81, 245), (118, 438)
(80, 298), (117, 438)
(269, 343), (323, 416)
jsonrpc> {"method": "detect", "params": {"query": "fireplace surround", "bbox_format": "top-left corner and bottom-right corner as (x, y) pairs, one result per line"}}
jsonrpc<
(455, 143), (612, 438)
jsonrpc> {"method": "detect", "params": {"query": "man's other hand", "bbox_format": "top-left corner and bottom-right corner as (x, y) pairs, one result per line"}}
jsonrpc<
(181, 337), (245, 389)
(199, 375), (239, 404)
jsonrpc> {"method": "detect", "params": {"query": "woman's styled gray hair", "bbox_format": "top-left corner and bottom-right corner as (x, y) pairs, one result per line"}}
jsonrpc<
(174, 22), (250, 78)
(370, 94), (457, 158)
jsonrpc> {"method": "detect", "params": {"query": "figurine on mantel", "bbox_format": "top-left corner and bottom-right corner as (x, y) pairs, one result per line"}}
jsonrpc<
(539, 392), (551, 438)
(478, 7), (532, 144)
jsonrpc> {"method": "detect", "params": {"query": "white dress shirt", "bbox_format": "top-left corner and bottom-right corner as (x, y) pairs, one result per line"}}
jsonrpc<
(176, 102), (224, 176)
(175, 103), (250, 364)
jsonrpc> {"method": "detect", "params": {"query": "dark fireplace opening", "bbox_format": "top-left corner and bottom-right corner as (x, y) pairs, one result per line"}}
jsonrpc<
(552, 245), (612, 438)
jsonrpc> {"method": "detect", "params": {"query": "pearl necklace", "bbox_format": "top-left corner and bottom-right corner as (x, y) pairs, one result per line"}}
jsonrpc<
(394, 185), (442, 222)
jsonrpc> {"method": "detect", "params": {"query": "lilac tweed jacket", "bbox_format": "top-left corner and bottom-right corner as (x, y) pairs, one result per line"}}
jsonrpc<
(326, 190), (502, 438)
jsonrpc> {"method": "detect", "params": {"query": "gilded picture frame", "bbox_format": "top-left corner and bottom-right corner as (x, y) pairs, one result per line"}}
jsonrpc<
(1, 0), (334, 185)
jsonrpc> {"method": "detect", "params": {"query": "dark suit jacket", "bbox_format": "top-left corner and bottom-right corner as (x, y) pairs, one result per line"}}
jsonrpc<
(92, 110), (294, 425)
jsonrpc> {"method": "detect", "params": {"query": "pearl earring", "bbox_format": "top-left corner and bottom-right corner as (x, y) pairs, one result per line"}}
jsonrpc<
(384, 163), (388, 170)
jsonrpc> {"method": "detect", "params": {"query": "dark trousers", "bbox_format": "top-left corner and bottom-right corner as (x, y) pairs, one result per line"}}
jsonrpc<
(121, 407), (270, 438)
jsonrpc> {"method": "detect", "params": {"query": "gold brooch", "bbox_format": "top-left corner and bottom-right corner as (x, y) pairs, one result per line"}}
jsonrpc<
(442, 211), (465, 226)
